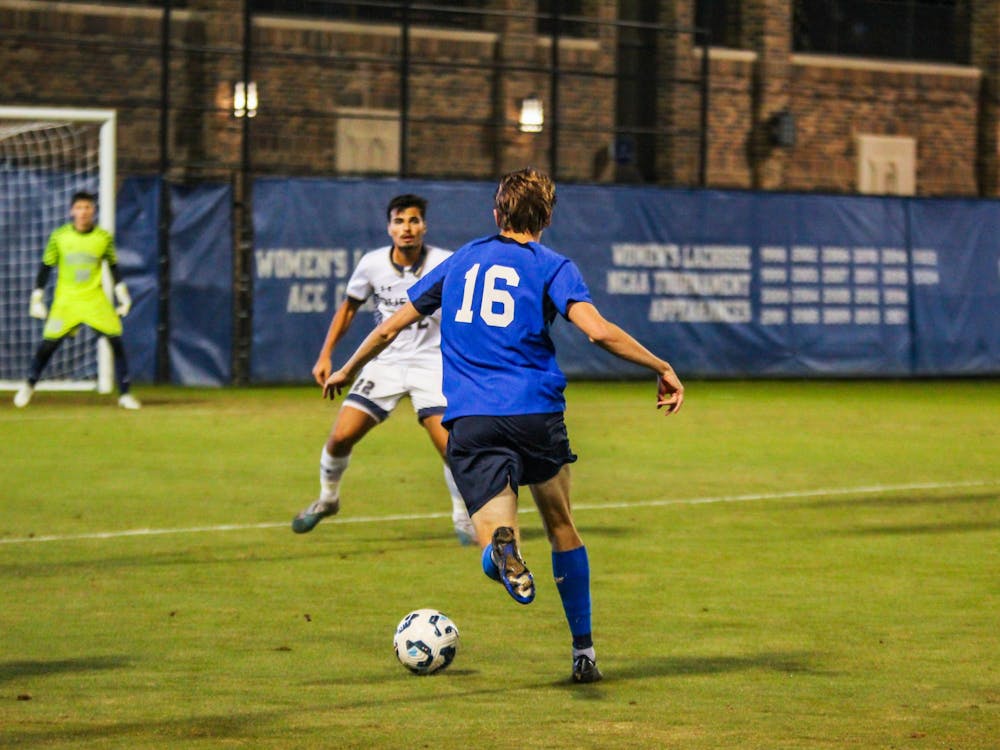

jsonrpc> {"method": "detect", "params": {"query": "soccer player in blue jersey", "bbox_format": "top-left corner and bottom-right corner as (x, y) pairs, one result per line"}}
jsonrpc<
(322, 168), (684, 683)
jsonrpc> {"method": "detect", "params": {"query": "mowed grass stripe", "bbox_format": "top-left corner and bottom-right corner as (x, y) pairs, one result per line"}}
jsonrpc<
(2, 478), (994, 546)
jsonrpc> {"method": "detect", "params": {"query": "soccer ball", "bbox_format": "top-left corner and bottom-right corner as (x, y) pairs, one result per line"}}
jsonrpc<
(393, 608), (460, 675)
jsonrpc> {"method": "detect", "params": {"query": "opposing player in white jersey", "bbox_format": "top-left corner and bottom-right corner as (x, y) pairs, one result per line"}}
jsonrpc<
(291, 194), (475, 544)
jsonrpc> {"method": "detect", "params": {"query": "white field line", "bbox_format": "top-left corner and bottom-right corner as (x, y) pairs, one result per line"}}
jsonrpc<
(0, 479), (996, 547)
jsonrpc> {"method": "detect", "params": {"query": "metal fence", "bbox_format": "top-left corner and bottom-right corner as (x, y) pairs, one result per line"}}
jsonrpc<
(1, 0), (711, 382)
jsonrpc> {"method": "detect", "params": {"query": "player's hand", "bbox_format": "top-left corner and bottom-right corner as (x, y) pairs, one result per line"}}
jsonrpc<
(113, 282), (132, 317)
(29, 288), (48, 320)
(323, 370), (349, 400)
(656, 367), (684, 415)
(312, 357), (332, 387)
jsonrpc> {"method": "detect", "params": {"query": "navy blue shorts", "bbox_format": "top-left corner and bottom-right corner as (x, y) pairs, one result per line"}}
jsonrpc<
(446, 413), (578, 515)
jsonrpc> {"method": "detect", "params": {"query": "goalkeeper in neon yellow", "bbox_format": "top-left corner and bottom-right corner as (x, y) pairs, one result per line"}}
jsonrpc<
(13, 191), (140, 409)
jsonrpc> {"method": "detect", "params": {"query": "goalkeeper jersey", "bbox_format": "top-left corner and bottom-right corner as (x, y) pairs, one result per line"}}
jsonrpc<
(43, 223), (116, 305)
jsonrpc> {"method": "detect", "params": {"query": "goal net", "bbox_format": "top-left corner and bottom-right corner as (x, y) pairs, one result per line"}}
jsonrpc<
(0, 107), (116, 393)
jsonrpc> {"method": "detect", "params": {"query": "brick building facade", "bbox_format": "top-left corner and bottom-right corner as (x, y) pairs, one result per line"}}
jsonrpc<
(0, 0), (995, 196)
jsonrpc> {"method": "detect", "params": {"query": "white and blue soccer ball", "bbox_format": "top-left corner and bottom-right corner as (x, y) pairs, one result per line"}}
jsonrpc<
(393, 608), (460, 675)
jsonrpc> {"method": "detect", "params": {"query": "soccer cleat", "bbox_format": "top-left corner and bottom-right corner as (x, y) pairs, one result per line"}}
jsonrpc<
(490, 526), (535, 604)
(454, 519), (476, 546)
(572, 655), (603, 684)
(291, 498), (340, 534)
(13, 384), (34, 408)
(118, 394), (141, 410)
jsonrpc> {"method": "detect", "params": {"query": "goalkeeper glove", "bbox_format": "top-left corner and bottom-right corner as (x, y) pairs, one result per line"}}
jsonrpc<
(114, 282), (132, 317)
(29, 288), (48, 320)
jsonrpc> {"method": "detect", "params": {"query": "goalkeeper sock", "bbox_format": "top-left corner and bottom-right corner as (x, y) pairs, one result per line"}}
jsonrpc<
(552, 546), (593, 646)
(27, 338), (62, 384)
(319, 448), (349, 503)
(107, 336), (131, 394)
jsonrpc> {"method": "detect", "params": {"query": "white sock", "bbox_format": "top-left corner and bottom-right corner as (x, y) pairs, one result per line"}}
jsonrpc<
(443, 465), (471, 528)
(320, 448), (350, 503)
(573, 646), (596, 662)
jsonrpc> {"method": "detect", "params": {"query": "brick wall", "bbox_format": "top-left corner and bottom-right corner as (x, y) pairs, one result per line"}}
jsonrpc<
(700, 50), (981, 195)
(0, 0), (992, 195)
(787, 57), (980, 195)
(704, 49), (756, 189)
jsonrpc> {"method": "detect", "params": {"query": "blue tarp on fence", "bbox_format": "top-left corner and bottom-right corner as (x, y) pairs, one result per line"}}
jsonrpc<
(114, 177), (1000, 384)
(117, 177), (232, 385)
(116, 176), (161, 383)
(249, 178), (1000, 382)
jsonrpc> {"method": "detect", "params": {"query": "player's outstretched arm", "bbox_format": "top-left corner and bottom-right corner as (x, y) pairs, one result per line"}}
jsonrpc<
(313, 297), (362, 386)
(323, 301), (425, 399)
(567, 300), (684, 414)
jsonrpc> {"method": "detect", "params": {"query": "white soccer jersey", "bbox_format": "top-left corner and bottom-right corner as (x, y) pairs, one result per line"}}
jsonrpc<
(345, 245), (450, 368)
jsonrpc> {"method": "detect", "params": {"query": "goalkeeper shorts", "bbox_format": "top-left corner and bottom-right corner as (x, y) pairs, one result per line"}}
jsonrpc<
(44, 295), (122, 339)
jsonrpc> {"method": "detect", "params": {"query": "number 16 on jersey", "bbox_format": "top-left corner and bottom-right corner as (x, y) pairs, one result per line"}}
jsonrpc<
(454, 263), (520, 328)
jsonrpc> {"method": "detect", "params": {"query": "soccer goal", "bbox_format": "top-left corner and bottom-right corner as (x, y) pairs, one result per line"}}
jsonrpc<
(0, 106), (116, 394)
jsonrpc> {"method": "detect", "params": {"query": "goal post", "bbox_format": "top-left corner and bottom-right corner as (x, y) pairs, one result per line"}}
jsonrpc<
(0, 106), (117, 394)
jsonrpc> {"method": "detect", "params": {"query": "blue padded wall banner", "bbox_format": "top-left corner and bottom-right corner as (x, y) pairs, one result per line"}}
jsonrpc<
(248, 178), (1000, 382)
(251, 178), (497, 383)
(168, 182), (233, 385)
(116, 177), (234, 386)
(115, 176), (161, 383)
(907, 199), (1000, 375)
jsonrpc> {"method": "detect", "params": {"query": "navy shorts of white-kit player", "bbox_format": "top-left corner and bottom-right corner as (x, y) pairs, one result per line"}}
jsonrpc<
(446, 412), (578, 515)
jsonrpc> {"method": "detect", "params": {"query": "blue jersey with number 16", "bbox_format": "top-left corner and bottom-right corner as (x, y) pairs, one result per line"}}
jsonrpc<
(408, 234), (593, 423)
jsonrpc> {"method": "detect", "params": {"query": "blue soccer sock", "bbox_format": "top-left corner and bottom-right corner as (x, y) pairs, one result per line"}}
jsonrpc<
(552, 546), (593, 649)
(481, 544), (501, 582)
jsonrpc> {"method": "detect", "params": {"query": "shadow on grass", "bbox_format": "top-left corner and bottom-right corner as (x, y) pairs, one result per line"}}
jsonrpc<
(308, 650), (826, 689)
(0, 530), (494, 577)
(794, 489), (998, 511)
(0, 655), (130, 683)
(597, 650), (827, 682)
(834, 520), (1000, 536)
(302, 666), (480, 689)
(1, 710), (288, 746)
(0, 547), (351, 578)
(538, 651), (832, 693)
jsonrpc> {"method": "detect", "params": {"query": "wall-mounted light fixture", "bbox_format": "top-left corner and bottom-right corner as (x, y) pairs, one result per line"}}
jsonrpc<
(518, 95), (543, 133)
(234, 81), (258, 118)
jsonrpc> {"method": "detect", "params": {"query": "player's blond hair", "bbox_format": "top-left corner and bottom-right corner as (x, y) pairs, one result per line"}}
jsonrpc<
(494, 167), (556, 235)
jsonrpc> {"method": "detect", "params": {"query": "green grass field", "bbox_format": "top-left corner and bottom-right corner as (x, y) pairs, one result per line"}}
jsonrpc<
(2, 380), (998, 749)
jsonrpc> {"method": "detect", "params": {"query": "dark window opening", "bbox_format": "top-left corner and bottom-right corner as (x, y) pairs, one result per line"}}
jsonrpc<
(793, 0), (970, 64)
(695, 0), (742, 48)
(537, 1), (596, 39)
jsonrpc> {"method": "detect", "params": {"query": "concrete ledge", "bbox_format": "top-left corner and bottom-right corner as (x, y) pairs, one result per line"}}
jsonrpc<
(793, 53), (981, 79)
